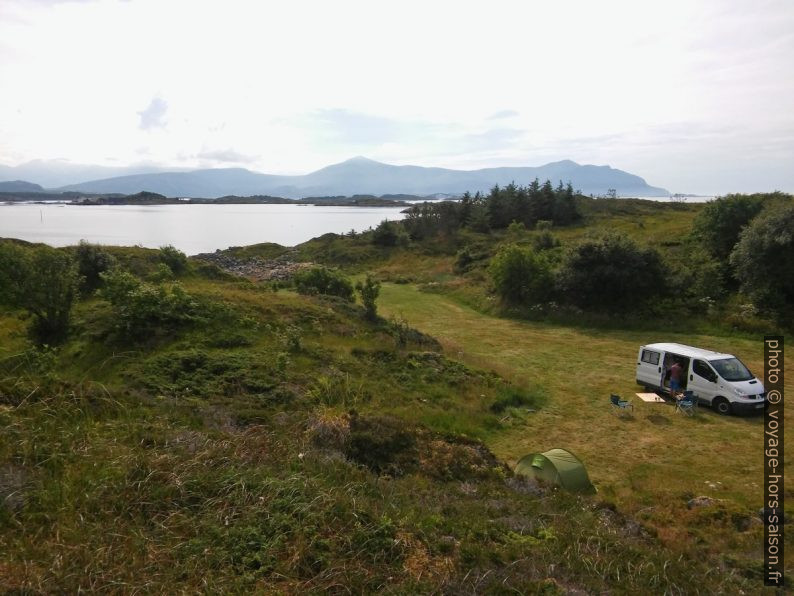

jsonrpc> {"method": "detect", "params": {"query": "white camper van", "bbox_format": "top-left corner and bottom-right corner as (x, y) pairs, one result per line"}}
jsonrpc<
(636, 343), (766, 415)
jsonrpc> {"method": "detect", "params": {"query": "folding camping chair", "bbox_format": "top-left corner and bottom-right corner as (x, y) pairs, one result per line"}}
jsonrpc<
(610, 394), (633, 415)
(675, 390), (697, 416)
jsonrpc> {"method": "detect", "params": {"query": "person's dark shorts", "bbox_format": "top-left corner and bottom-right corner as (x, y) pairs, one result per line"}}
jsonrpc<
(670, 379), (681, 392)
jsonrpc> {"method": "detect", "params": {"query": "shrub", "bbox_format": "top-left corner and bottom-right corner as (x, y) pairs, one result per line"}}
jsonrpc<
(74, 240), (116, 294)
(150, 262), (174, 282)
(276, 325), (302, 352)
(489, 244), (554, 304)
(0, 243), (80, 343)
(532, 230), (559, 251)
(668, 247), (726, 308)
(692, 194), (764, 259)
(557, 232), (665, 311)
(355, 274), (381, 320)
(372, 220), (409, 247)
(293, 266), (354, 301)
(99, 270), (205, 337)
(506, 220), (526, 239)
(158, 244), (188, 275)
(730, 203), (794, 324)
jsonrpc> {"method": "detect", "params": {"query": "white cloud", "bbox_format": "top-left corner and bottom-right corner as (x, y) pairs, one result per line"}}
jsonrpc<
(195, 148), (257, 165)
(138, 97), (168, 130)
(488, 110), (520, 120)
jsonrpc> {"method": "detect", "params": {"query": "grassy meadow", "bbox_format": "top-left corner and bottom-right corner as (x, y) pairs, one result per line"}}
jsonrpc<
(378, 283), (791, 533)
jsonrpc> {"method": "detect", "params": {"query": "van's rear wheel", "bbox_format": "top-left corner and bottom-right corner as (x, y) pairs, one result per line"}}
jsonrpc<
(713, 397), (731, 415)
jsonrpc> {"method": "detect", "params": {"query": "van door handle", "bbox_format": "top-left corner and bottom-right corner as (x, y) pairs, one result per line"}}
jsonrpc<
(690, 374), (693, 381)
(658, 367), (661, 373)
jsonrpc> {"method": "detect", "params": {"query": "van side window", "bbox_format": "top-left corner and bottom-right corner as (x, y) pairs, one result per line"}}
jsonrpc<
(641, 350), (660, 365)
(693, 359), (716, 382)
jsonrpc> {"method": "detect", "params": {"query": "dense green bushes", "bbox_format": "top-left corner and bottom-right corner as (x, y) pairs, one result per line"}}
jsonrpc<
(691, 193), (766, 263)
(0, 242), (80, 343)
(293, 266), (354, 301)
(372, 220), (409, 247)
(489, 244), (554, 305)
(482, 192), (793, 324)
(99, 269), (206, 337)
(489, 233), (664, 313)
(74, 240), (116, 294)
(690, 192), (793, 322)
(730, 203), (794, 324)
(557, 232), (665, 311)
(158, 244), (188, 275)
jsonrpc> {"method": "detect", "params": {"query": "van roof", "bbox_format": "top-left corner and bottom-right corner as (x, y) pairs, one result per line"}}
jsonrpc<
(642, 343), (734, 360)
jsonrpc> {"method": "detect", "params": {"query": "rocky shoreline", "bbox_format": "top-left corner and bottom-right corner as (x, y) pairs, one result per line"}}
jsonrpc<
(194, 249), (313, 282)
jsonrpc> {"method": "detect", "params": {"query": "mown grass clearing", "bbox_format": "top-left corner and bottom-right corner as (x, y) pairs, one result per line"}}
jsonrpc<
(378, 282), (792, 555)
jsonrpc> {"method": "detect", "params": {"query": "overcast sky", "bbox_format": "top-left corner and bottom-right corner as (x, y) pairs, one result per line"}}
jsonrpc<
(1, 0), (792, 194)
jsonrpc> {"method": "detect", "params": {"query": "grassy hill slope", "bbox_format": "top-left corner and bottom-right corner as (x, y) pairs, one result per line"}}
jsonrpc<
(1, 195), (791, 591)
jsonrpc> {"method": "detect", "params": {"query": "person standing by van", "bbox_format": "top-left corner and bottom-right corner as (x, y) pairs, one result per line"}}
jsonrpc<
(669, 360), (684, 398)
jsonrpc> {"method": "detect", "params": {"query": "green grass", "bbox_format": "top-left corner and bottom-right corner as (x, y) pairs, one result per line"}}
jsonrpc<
(377, 282), (792, 568)
(1, 197), (791, 592)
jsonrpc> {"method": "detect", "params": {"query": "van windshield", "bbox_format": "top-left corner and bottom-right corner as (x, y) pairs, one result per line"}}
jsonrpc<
(709, 357), (753, 382)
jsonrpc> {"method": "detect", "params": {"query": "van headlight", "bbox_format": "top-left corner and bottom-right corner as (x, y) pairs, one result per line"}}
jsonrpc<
(733, 387), (746, 397)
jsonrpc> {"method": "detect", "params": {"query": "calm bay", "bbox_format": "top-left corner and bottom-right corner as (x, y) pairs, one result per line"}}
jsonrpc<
(0, 203), (407, 255)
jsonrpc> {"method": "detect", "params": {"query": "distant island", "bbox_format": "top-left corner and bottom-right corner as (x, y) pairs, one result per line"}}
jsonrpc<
(0, 189), (414, 207)
(0, 156), (670, 199)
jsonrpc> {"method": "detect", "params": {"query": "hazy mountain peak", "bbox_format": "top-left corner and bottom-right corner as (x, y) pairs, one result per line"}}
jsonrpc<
(343, 156), (380, 164)
(546, 159), (580, 167)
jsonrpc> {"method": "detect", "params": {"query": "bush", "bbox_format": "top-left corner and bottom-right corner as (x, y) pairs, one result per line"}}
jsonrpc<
(372, 220), (409, 247)
(730, 203), (794, 324)
(74, 240), (116, 294)
(668, 247), (726, 308)
(355, 274), (381, 320)
(532, 230), (559, 251)
(691, 194), (766, 262)
(293, 266), (354, 301)
(99, 270), (205, 337)
(557, 232), (665, 312)
(158, 244), (188, 275)
(0, 243), (80, 343)
(506, 220), (526, 239)
(489, 244), (554, 304)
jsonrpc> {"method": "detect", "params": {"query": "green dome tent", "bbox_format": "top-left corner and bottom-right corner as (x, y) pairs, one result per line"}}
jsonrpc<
(514, 448), (596, 494)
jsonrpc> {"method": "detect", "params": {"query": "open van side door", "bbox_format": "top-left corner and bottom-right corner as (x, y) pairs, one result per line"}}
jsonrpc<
(689, 359), (719, 404)
(637, 347), (663, 389)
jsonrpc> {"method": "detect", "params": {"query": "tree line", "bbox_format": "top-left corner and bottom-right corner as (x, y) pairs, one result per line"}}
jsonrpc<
(372, 180), (580, 245)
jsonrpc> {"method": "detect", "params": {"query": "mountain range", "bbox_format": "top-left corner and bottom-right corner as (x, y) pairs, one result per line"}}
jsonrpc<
(0, 157), (669, 198)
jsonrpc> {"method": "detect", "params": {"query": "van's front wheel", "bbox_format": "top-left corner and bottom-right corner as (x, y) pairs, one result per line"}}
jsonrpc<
(713, 397), (732, 415)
